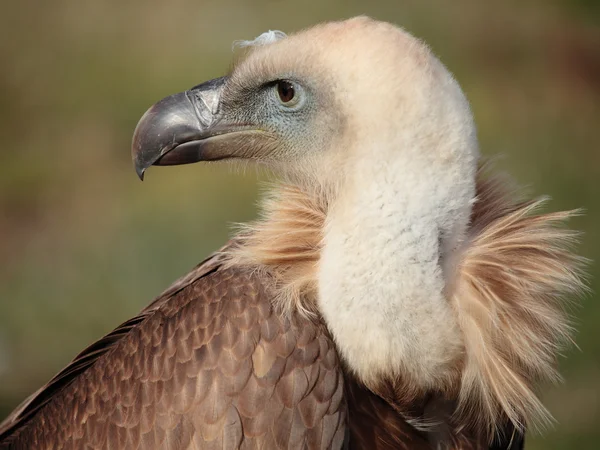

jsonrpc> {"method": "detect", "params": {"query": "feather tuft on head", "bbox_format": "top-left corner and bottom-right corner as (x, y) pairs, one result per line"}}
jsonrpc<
(232, 30), (287, 50)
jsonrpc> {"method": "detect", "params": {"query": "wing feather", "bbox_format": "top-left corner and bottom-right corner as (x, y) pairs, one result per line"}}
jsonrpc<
(0, 248), (346, 449)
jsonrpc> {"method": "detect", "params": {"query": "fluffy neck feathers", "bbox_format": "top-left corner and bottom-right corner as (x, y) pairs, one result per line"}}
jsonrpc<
(225, 185), (327, 318)
(317, 155), (466, 394)
(224, 164), (585, 440)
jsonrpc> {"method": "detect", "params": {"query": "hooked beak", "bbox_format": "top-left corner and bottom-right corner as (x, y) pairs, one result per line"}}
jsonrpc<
(132, 76), (270, 180)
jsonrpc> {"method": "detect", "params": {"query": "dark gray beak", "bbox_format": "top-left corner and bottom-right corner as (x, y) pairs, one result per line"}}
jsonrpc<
(132, 77), (228, 180)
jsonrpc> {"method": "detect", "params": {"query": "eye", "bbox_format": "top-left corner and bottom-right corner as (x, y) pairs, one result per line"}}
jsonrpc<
(276, 80), (298, 106)
(277, 81), (295, 103)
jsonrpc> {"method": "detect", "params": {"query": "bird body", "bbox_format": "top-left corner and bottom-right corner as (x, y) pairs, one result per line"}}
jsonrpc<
(0, 17), (585, 449)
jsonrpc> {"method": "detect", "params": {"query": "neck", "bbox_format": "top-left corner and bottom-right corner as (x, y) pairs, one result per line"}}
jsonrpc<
(318, 152), (469, 394)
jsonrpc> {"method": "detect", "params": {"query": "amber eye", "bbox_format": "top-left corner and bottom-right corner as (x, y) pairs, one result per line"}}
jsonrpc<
(277, 81), (296, 104)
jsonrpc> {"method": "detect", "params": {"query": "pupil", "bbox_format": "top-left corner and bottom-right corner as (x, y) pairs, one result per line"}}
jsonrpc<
(278, 81), (295, 103)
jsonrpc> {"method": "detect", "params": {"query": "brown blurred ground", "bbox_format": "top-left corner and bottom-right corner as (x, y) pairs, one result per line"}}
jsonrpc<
(0, 1), (598, 448)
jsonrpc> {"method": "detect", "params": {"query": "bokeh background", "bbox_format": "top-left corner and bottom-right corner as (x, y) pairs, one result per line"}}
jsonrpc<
(0, 0), (598, 447)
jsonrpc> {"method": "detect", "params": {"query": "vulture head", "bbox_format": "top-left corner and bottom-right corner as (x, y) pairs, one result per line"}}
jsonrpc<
(133, 16), (584, 442)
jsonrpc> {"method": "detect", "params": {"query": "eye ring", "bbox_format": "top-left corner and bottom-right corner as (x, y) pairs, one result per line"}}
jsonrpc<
(275, 80), (300, 107)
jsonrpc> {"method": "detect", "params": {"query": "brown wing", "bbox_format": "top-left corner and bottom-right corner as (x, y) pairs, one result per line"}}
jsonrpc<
(0, 251), (346, 449)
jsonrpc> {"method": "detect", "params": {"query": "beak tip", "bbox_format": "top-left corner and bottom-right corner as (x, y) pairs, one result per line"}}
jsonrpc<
(135, 161), (146, 181)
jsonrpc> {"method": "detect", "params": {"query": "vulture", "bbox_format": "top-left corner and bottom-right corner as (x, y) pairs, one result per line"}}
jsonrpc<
(0, 17), (586, 450)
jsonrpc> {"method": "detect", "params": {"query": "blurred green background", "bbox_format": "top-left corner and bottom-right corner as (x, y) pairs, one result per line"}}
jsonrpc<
(0, 0), (598, 448)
